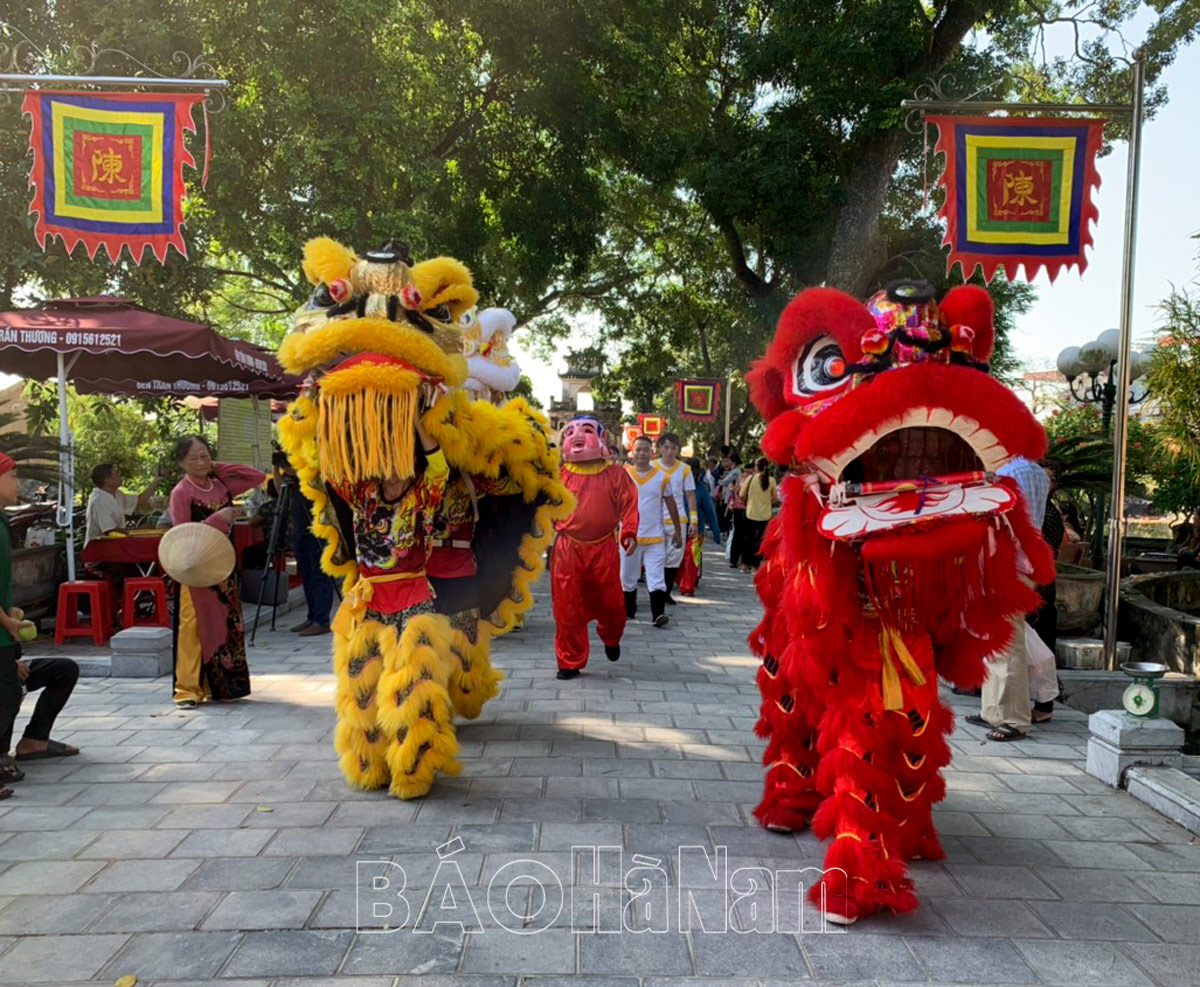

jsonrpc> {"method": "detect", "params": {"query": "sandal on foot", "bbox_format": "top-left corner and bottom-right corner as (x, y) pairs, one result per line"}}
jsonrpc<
(14, 739), (79, 761)
(0, 785), (12, 800)
(986, 724), (1025, 742)
(0, 757), (25, 783)
(964, 714), (992, 728)
(1031, 712), (1053, 723)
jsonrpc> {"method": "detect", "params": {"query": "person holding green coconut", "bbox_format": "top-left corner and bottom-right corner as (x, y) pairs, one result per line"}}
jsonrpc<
(0, 451), (80, 799)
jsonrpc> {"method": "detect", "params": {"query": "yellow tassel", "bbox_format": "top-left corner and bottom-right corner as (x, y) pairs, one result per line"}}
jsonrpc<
(317, 384), (418, 485)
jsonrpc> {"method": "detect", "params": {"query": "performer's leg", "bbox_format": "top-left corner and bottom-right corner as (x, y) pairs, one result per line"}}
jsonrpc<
(376, 611), (462, 800)
(644, 542), (668, 625)
(333, 619), (391, 790)
(754, 649), (822, 832)
(980, 617), (1031, 734)
(620, 545), (644, 617)
(552, 539), (591, 672)
(590, 540), (626, 660)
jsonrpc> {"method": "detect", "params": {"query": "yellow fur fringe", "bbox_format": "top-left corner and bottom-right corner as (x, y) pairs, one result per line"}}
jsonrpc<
(302, 236), (356, 286)
(317, 378), (420, 485)
(278, 317), (467, 385)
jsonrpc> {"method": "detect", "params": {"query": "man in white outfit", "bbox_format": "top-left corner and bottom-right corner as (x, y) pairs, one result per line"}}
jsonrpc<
(622, 435), (682, 627)
(654, 432), (697, 605)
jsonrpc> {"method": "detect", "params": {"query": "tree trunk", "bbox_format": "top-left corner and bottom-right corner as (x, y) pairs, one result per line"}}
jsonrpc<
(824, 130), (908, 298)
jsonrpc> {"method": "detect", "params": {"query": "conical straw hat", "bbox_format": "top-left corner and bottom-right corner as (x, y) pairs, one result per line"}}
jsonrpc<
(158, 522), (236, 587)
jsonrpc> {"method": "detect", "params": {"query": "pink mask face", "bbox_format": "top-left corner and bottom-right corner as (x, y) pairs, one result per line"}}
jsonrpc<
(562, 419), (607, 462)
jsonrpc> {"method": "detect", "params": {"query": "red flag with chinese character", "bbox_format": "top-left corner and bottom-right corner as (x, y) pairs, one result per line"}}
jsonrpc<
(676, 378), (721, 422)
(22, 90), (208, 264)
(930, 115), (1104, 283)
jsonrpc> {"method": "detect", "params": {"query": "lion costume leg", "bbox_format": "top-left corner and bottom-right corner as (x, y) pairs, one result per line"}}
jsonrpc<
(333, 621), (393, 790)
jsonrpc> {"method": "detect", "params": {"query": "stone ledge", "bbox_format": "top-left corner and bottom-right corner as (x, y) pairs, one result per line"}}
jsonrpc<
(1060, 669), (1198, 731)
(1088, 708), (1185, 748)
(1125, 765), (1200, 836)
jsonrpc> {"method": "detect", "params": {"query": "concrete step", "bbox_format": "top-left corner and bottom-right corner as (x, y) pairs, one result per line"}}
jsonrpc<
(1124, 765), (1200, 836)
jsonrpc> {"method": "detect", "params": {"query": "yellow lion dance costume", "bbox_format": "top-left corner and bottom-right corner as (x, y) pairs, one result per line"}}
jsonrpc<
(278, 237), (573, 798)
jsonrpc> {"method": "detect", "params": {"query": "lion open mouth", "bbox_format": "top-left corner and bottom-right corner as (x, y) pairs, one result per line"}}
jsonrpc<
(814, 409), (1018, 541)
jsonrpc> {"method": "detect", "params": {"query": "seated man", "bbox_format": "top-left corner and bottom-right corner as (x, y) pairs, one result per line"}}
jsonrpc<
(84, 463), (161, 544)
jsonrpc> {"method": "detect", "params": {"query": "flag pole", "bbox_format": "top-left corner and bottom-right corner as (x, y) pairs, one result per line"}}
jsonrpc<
(1102, 52), (1145, 672)
(56, 352), (76, 581)
(724, 373), (733, 447)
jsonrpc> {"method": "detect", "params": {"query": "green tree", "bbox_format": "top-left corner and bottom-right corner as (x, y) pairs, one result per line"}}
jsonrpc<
(1147, 266), (1200, 463)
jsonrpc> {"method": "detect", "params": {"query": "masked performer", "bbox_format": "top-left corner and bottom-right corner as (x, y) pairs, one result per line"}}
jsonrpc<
(278, 238), (572, 799)
(622, 435), (682, 628)
(745, 282), (1054, 924)
(551, 417), (638, 679)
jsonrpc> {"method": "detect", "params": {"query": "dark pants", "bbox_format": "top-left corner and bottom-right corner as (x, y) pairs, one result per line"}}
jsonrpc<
(728, 509), (747, 566)
(739, 517), (768, 568)
(0, 649), (79, 754)
(294, 529), (335, 626)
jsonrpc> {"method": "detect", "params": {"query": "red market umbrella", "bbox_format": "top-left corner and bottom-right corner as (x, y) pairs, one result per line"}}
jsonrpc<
(0, 296), (298, 577)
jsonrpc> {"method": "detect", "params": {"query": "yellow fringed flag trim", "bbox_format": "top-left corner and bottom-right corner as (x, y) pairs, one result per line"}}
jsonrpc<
(878, 625), (927, 711)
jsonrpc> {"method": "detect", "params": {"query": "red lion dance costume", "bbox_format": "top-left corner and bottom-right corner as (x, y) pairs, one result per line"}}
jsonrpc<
(746, 281), (1054, 924)
(551, 417), (638, 678)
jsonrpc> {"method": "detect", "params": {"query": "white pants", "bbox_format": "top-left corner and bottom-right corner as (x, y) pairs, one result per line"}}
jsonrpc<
(621, 541), (666, 593)
(663, 524), (687, 568)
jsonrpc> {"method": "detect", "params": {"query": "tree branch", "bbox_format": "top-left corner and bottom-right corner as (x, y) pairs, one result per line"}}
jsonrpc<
(207, 266), (297, 295)
(717, 215), (774, 297)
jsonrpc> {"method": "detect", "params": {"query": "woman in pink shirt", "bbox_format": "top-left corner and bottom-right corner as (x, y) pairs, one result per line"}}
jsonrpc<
(168, 435), (266, 709)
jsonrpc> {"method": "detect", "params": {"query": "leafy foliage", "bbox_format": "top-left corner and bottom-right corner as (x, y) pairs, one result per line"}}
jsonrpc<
(1147, 270), (1200, 463)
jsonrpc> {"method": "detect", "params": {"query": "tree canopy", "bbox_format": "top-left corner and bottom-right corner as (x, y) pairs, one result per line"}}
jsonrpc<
(2, 1), (1197, 442)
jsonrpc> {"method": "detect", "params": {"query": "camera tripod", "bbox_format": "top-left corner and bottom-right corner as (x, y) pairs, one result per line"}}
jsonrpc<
(249, 475), (296, 644)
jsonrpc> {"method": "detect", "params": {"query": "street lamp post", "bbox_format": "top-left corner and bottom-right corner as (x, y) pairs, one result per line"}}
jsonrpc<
(1056, 334), (1152, 666)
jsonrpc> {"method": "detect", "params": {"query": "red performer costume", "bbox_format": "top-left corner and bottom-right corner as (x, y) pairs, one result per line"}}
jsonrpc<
(745, 282), (1055, 925)
(551, 418), (638, 679)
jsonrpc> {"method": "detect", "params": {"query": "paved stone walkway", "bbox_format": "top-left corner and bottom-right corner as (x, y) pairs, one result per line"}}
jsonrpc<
(1, 546), (1198, 987)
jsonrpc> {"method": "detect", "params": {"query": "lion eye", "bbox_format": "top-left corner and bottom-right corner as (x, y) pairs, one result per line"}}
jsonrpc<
(792, 335), (849, 396)
(459, 308), (477, 329)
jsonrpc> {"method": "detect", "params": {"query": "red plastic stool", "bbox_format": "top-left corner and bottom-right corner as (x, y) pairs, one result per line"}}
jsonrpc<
(54, 580), (114, 646)
(122, 576), (170, 628)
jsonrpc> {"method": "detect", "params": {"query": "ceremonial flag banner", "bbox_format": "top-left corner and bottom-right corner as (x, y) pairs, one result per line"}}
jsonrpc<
(22, 90), (207, 264)
(676, 378), (721, 422)
(637, 414), (665, 437)
(930, 115), (1104, 283)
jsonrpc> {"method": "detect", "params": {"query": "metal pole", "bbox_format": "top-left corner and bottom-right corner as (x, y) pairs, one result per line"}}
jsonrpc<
(724, 373), (733, 447)
(56, 353), (76, 581)
(900, 98), (1132, 115)
(1103, 53), (1145, 672)
(0, 73), (228, 88)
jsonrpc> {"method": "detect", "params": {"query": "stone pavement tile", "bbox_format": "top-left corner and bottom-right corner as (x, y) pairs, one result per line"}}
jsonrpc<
(582, 798), (661, 822)
(170, 828), (275, 858)
(538, 823), (625, 851)
(147, 780), (242, 804)
(973, 811), (1071, 840)
(228, 778), (320, 805)
(470, 775), (545, 798)
(240, 801), (340, 829)
(413, 799), (502, 825)
(957, 835), (1075, 870)
(0, 781), (87, 806)
(848, 903), (952, 938)
(0, 932), (129, 982)
(526, 978), (637, 987)
(687, 930), (802, 978)
(510, 756), (580, 776)
(651, 759), (723, 779)
(184, 856), (296, 891)
(1130, 871), (1200, 906)
(1042, 840), (1153, 871)
(74, 827), (186, 859)
(264, 826), (364, 857)
(582, 758), (651, 777)
(67, 780), (167, 805)
(358, 823), (453, 854)
(90, 890), (221, 932)
(660, 800), (744, 825)
(929, 897), (1054, 939)
(804, 931), (922, 980)
(212, 758), (296, 780)
(201, 889), (324, 930)
(1037, 867), (1157, 904)
(461, 927), (575, 974)
(0, 805), (91, 831)
(341, 928), (464, 975)
(1014, 939), (1153, 986)
(1059, 793), (1166, 818)
(1054, 815), (1155, 842)
(453, 823), (539, 853)
(60, 760), (150, 783)
(1127, 904), (1200, 944)
(906, 935), (1038, 983)
(84, 858), (200, 893)
(942, 863), (1059, 900)
(578, 928), (693, 975)
(0, 829), (97, 860)
(0, 859), (104, 895)
(274, 979), (395, 987)
(155, 803), (254, 829)
(0, 892), (115, 935)
(1131, 815), (1195, 845)
(547, 776), (618, 799)
(1126, 841), (1200, 873)
(73, 805), (170, 830)
(135, 761), (222, 782)
(502, 800), (584, 825)
(1031, 900), (1160, 942)
(928, 811), (990, 837)
(222, 929), (353, 976)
